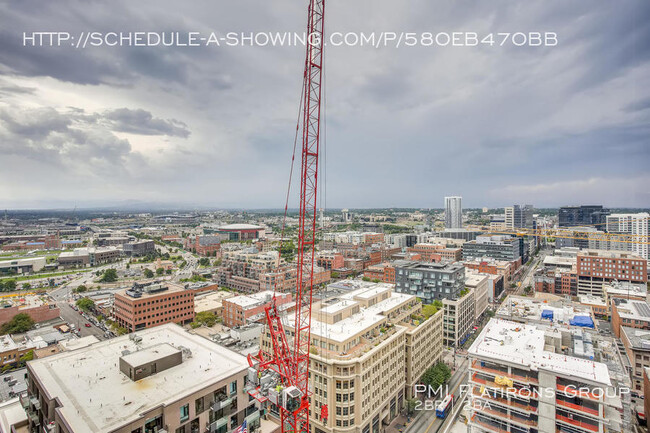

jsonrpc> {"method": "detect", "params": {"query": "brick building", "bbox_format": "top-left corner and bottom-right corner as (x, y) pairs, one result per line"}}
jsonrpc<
(0, 295), (60, 326)
(184, 235), (221, 256)
(408, 243), (462, 263)
(113, 282), (195, 332)
(611, 298), (650, 338)
(576, 249), (647, 297)
(316, 251), (345, 270)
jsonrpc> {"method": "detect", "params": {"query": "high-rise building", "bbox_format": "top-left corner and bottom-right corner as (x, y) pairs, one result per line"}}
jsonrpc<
(444, 196), (463, 229)
(558, 205), (610, 229)
(606, 212), (650, 260)
(504, 204), (533, 229)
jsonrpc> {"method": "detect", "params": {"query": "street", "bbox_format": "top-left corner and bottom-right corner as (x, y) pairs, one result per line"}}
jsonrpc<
(57, 302), (107, 340)
(405, 356), (469, 433)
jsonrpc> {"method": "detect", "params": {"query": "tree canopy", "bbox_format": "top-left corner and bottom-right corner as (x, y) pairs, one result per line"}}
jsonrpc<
(76, 297), (95, 312)
(0, 313), (34, 335)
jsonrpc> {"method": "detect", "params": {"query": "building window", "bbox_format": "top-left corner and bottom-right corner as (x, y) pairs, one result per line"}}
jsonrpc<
(180, 404), (189, 423)
(195, 397), (204, 414)
(230, 380), (238, 395)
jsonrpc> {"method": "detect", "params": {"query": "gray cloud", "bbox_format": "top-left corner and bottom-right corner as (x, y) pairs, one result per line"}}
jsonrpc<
(0, 0), (648, 208)
(103, 108), (190, 137)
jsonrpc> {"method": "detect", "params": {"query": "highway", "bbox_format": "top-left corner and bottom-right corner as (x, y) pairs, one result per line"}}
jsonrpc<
(405, 356), (469, 433)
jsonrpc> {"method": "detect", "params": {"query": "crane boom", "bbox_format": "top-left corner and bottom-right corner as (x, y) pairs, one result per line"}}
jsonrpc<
(247, 1), (325, 433)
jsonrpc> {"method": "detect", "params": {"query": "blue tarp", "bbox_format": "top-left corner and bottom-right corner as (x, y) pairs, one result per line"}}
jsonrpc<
(541, 309), (554, 320)
(570, 315), (595, 328)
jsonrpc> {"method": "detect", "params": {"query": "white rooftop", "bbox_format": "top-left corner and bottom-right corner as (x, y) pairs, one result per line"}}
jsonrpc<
(28, 324), (248, 433)
(219, 224), (263, 230)
(226, 290), (277, 308)
(469, 319), (611, 385)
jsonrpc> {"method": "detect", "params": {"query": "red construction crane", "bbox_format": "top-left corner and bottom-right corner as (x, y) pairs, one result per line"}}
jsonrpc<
(247, 0), (325, 432)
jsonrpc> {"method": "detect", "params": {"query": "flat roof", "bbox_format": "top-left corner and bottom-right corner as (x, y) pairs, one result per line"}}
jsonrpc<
(620, 327), (650, 351)
(225, 290), (277, 308)
(469, 319), (611, 385)
(218, 224), (263, 230)
(497, 295), (593, 326)
(28, 324), (248, 433)
(615, 300), (650, 321)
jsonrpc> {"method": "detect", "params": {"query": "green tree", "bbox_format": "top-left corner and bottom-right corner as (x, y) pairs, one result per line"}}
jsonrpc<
(406, 398), (418, 415)
(195, 311), (218, 327)
(19, 350), (34, 363)
(422, 362), (452, 391)
(166, 269), (172, 275)
(74, 285), (88, 293)
(143, 268), (154, 278)
(362, 276), (371, 282)
(0, 313), (35, 334)
(99, 268), (118, 283)
(3, 280), (16, 291)
(331, 271), (339, 279)
(156, 267), (164, 276)
(422, 304), (439, 319)
(199, 257), (210, 267)
(21, 283), (31, 290)
(76, 297), (95, 312)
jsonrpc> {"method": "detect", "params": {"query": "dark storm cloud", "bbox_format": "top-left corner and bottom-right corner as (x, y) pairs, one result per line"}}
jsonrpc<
(103, 108), (190, 137)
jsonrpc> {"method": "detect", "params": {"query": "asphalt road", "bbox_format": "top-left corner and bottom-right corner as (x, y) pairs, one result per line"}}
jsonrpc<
(405, 357), (469, 433)
(57, 302), (107, 340)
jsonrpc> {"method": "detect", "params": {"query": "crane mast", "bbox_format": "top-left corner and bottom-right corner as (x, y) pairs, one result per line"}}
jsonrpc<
(247, 1), (325, 433)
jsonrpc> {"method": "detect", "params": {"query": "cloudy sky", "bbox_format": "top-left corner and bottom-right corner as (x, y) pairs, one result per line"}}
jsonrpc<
(0, 0), (649, 210)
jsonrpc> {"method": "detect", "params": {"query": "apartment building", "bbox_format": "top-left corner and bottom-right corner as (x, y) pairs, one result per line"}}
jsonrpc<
(611, 299), (650, 338)
(113, 282), (195, 332)
(444, 196), (463, 229)
(462, 235), (522, 263)
(576, 250), (647, 298)
(606, 212), (650, 260)
(468, 319), (624, 433)
(0, 335), (36, 370)
(534, 268), (578, 297)
(394, 261), (465, 305)
(443, 287), (475, 347)
(258, 282), (443, 433)
(222, 290), (292, 328)
(23, 324), (272, 433)
(619, 327), (650, 394)
(217, 248), (281, 293)
(466, 271), (489, 319)
(317, 251), (345, 270)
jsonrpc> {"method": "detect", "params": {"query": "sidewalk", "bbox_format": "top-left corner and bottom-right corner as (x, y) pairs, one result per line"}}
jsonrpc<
(385, 414), (410, 433)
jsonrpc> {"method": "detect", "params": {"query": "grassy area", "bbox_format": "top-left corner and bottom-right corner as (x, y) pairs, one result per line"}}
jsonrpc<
(0, 269), (93, 282)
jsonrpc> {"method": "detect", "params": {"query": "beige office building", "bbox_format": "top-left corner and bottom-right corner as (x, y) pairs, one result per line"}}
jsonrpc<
(259, 281), (443, 433)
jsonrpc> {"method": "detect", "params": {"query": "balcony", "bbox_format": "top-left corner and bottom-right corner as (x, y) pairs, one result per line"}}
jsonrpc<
(556, 414), (599, 433)
(471, 361), (539, 385)
(556, 399), (600, 418)
(207, 417), (227, 433)
(473, 405), (537, 427)
(471, 388), (538, 413)
(30, 396), (41, 411)
(469, 414), (510, 433)
(211, 397), (233, 412)
(471, 373), (536, 400)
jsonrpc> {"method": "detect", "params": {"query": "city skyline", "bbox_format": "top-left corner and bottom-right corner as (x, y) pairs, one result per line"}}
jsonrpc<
(1, 0), (649, 209)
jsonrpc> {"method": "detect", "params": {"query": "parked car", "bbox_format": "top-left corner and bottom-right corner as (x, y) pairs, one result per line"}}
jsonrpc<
(84, 323), (91, 328)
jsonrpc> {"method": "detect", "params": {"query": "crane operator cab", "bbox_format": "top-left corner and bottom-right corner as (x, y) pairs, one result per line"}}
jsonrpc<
(282, 386), (303, 413)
